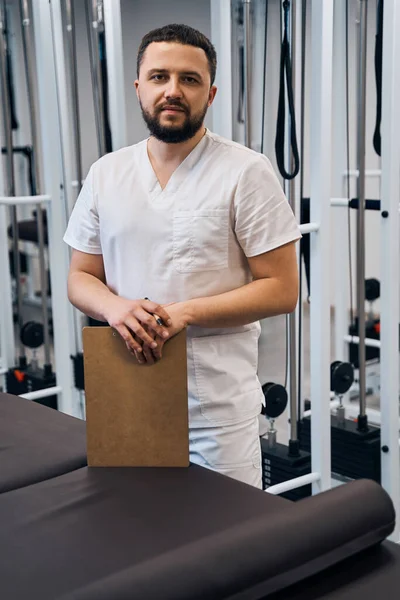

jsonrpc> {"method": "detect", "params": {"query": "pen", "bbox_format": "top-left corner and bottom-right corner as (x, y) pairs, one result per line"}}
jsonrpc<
(144, 297), (163, 326)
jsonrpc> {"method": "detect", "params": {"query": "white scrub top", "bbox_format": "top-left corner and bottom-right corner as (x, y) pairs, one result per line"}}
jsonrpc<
(64, 129), (301, 428)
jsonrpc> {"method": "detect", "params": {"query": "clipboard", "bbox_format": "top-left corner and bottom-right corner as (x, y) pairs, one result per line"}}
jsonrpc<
(82, 326), (189, 467)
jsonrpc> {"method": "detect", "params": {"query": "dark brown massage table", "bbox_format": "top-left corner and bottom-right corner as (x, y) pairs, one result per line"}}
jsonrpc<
(0, 391), (399, 599)
(0, 392), (86, 492)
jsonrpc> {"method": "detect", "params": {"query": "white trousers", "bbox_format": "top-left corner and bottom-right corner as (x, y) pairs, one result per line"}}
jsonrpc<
(189, 416), (262, 489)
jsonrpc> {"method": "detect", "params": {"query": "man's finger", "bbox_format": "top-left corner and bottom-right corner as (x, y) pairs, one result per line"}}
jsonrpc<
(142, 300), (172, 327)
(142, 343), (155, 365)
(135, 309), (170, 340)
(125, 341), (145, 364)
(124, 316), (159, 348)
(117, 324), (144, 354)
(152, 334), (165, 360)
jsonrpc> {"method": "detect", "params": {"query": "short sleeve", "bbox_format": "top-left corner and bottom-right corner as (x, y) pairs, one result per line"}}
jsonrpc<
(234, 155), (301, 258)
(63, 165), (102, 254)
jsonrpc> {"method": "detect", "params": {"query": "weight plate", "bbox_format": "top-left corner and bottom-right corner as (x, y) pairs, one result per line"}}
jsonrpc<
(262, 382), (288, 418)
(20, 321), (44, 349)
(331, 361), (354, 395)
(365, 278), (380, 302)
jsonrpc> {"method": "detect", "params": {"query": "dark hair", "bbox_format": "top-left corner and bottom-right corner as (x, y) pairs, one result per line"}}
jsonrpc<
(137, 24), (217, 86)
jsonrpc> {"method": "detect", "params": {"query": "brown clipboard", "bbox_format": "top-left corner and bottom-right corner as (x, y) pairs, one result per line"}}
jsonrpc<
(82, 326), (189, 467)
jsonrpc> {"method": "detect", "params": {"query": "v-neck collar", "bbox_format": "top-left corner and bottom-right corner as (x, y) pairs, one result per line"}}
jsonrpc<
(141, 129), (209, 199)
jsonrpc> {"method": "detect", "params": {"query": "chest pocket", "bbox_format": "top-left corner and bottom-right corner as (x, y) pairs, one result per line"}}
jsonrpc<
(173, 209), (229, 273)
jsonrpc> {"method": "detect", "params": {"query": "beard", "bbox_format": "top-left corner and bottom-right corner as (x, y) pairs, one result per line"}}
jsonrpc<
(139, 98), (208, 143)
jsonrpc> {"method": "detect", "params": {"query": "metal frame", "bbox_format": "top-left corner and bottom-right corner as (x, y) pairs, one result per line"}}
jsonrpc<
(379, 0), (400, 542)
(209, 0), (333, 498)
(329, 0), (400, 542)
(263, 0), (334, 498)
(103, 0), (127, 151)
(30, 0), (80, 417)
(49, 0), (84, 356)
(293, 0), (305, 421)
(308, 0), (334, 494)
(0, 1), (23, 381)
(0, 192), (15, 379)
(1, 0), (129, 412)
(332, 0), (350, 369)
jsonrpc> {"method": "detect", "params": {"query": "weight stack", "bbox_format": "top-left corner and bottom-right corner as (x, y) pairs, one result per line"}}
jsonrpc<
(6, 366), (57, 410)
(299, 415), (381, 483)
(261, 438), (312, 502)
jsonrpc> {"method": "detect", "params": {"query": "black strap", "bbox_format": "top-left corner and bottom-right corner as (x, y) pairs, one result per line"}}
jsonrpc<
(373, 0), (383, 156)
(238, 45), (245, 124)
(237, 5), (245, 124)
(275, 0), (300, 180)
(300, 198), (310, 297)
(99, 32), (113, 154)
(2, 9), (18, 130)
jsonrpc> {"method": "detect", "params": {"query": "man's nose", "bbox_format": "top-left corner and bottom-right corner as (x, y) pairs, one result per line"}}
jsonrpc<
(164, 77), (183, 99)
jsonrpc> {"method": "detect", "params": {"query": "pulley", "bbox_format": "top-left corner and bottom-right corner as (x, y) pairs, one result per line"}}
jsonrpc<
(330, 361), (354, 396)
(20, 321), (44, 349)
(261, 382), (288, 419)
(365, 278), (380, 302)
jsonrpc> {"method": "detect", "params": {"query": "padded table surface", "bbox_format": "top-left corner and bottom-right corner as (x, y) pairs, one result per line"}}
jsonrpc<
(0, 464), (394, 600)
(0, 392), (87, 492)
(268, 541), (400, 600)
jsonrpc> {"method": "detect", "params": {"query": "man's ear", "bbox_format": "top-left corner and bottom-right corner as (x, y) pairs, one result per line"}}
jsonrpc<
(208, 85), (217, 107)
(134, 80), (139, 99)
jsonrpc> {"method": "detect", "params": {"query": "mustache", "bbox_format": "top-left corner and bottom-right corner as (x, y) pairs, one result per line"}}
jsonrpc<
(156, 102), (188, 114)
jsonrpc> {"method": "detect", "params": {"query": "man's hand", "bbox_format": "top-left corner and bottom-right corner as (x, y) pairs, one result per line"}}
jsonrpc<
(135, 302), (189, 365)
(103, 296), (172, 356)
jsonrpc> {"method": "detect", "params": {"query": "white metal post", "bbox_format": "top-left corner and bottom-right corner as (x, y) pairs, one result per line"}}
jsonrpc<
(379, 0), (400, 542)
(210, 0), (233, 140)
(0, 202), (15, 373)
(293, 0), (303, 418)
(49, 0), (75, 218)
(332, 0), (350, 365)
(309, 0), (334, 494)
(49, 0), (85, 357)
(0, 2), (16, 376)
(103, 0), (127, 151)
(31, 0), (80, 417)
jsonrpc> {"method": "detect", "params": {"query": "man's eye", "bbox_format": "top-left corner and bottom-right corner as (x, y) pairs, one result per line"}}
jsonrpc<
(151, 75), (165, 81)
(184, 77), (197, 84)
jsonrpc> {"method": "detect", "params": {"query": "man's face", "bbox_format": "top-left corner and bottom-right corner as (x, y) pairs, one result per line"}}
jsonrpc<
(135, 42), (217, 143)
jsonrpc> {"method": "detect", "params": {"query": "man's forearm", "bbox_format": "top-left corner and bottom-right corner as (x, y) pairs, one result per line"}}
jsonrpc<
(67, 272), (116, 322)
(183, 278), (298, 329)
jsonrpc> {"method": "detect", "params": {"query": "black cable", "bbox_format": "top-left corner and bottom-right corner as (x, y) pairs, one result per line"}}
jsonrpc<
(237, 5), (245, 124)
(373, 0), (383, 156)
(260, 0), (269, 155)
(3, 5), (18, 130)
(275, 0), (300, 180)
(345, 0), (354, 326)
(99, 31), (113, 153)
(1, 145), (34, 195)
